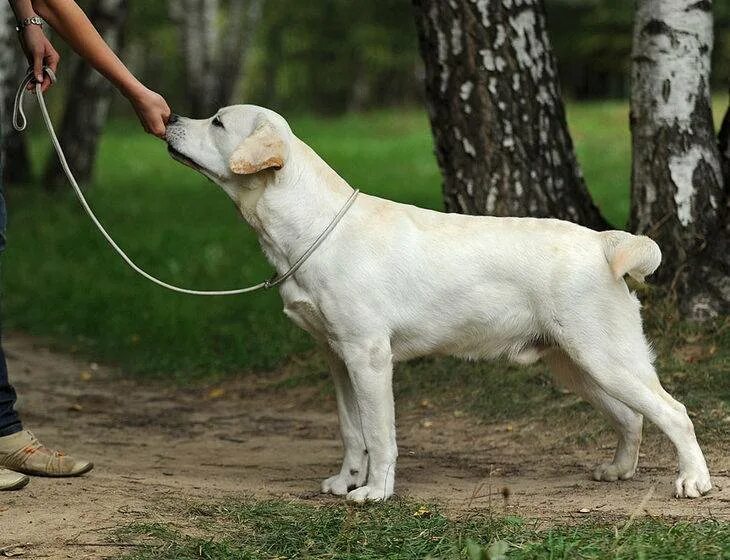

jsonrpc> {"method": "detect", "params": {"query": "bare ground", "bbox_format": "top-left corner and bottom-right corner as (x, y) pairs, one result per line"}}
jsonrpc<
(1, 333), (728, 559)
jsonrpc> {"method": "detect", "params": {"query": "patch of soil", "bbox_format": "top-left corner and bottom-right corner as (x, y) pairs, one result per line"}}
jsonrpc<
(1, 333), (728, 559)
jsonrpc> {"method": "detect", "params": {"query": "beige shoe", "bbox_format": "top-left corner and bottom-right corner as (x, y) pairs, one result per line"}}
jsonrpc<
(0, 467), (29, 490)
(0, 430), (94, 477)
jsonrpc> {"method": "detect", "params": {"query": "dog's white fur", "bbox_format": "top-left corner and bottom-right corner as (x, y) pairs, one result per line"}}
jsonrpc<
(166, 105), (712, 502)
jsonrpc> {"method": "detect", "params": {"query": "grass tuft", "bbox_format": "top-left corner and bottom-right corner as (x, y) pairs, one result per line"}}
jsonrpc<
(114, 498), (730, 560)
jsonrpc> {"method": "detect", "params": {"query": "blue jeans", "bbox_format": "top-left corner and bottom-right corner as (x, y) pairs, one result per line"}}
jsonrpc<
(0, 121), (23, 437)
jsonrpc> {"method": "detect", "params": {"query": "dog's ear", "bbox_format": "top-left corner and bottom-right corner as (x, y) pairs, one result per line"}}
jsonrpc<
(229, 119), (286, 175)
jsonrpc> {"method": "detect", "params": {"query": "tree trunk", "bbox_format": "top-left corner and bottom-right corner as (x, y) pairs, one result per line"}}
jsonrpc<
(179, 0), (219, 118)
(630, 0), (729, 319)
(0, 3), (32, 185)
(411, 0), (608, 229)
(43, 0), (129, 189)
(176, 0), (262, 117)
(213, 0), (263, 108)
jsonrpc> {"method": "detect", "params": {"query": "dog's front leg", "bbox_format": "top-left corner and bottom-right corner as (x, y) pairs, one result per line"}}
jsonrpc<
(321, 349), (368, 495)
(340, 340), (397, 503)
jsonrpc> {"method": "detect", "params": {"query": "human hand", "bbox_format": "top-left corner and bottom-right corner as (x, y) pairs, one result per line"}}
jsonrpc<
(19, 24), (60, 93)
(127, 87), (171, 139)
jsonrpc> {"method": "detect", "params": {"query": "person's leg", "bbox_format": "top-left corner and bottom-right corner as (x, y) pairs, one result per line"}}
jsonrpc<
(0, 107), (30, 489)
(0, 339), (23, 438)
(0, 115), (22, 438)
(0, 132), (92, 478)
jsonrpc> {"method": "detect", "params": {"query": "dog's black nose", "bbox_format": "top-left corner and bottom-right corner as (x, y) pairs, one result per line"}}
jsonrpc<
(168, 114), (180, 125)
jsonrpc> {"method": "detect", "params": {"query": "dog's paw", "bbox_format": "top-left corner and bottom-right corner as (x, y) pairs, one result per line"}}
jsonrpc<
(346, 485), (392, 503)
(321, 472), (365, 496)
(593, 462), (635, 482)
(674, 470), (712, 498)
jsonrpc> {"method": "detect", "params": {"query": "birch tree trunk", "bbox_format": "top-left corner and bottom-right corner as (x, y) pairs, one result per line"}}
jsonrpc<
(411, 0), (608, 229)
(630, 0), (729, 319)
(43, 0), (128, 189)
(213, 0), (263, 109)
(179, 0), (219, 118)
(0, 3), (32, 185)
(175, 0), (262, 117)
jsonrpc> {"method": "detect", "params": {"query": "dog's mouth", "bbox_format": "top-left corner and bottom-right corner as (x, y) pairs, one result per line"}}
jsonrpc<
(167, 145), (203, 172)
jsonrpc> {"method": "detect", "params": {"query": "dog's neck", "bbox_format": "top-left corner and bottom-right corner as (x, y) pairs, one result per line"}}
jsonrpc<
(234, 138), (354, 277)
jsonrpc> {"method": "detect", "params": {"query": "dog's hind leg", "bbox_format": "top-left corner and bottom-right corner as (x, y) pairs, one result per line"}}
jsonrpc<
(560, 330), (711, 498)
(321, 349), (368, 495)
(545, 350), (642, 481)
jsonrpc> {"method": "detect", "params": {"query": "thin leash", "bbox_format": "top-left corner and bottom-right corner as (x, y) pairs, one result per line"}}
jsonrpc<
(12, 67), (359, 296)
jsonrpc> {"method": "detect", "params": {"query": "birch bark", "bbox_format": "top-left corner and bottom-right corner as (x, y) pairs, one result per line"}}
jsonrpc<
(630, 0), (728, 318)
(176, 0), (261, 117)
(180, 0), (219, 117)
(213, 0), (262, 109)
(412, 0), (607, 229)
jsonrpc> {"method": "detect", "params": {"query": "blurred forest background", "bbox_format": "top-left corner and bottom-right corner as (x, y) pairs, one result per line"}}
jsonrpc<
(18, 0), (730, 117)
(129, 1), (730, 114)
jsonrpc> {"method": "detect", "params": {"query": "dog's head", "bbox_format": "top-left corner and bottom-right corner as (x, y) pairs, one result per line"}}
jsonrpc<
(165, 105), (293, 192)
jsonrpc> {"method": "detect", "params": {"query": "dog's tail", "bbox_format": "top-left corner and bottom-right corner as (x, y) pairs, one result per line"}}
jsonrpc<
(600, 230), (662, 283)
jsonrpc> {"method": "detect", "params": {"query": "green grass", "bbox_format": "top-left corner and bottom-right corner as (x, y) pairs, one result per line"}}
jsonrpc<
(112, 499), (730, 560)
(3, 101), (653, 378)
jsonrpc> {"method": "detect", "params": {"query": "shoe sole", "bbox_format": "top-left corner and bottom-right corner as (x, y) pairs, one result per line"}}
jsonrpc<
(23, 462), (95, 478)
(0, 476), (30, 491)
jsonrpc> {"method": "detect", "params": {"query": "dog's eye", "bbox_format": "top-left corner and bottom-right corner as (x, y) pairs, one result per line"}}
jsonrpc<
(212, 116), (225, 129)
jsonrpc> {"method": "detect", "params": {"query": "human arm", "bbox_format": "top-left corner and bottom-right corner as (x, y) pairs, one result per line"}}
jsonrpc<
(8, 0), (170, 137)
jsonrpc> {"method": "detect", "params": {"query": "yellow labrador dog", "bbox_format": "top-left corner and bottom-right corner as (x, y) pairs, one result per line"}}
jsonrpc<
(165, 105), (711, 502)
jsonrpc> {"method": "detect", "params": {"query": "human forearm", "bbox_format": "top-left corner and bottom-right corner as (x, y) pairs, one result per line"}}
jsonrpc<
(8, 0), (37, 20)
(8, 0), (36, 20)
(11, 0), (170, 137)
(29, 0), (144, 99)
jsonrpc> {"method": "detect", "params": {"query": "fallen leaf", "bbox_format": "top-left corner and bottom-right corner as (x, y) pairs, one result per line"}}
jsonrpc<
(207, 388), (225, 399)
(79, 371), (92, 381)
(412, 506), (431, 518)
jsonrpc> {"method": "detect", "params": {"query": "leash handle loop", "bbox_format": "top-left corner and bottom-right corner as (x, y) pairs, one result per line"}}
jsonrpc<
(13, 67), (358, 296)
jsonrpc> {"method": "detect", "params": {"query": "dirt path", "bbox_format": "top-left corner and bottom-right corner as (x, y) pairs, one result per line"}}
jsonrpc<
(1, 333), (728, 559)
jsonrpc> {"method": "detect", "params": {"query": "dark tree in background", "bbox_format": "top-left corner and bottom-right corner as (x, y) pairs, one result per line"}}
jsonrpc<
(0, 2), (32, 185)
(171, 0), (263, 118)
(630, 0), (729, 319)
(44, 0), (129, 189)
(412, 0), (607, 229)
